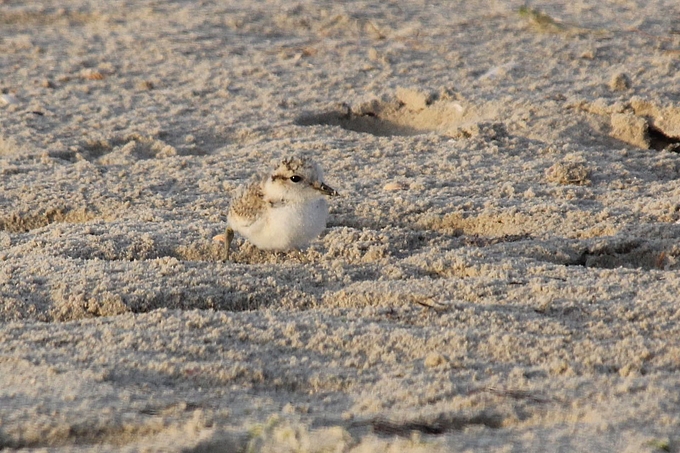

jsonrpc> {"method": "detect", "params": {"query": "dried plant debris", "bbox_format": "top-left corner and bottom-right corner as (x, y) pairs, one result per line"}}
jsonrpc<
(518, 6), (566, 33)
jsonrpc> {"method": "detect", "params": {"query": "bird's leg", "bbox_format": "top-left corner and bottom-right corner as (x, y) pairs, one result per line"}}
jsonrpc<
(224, 227), (234, 262)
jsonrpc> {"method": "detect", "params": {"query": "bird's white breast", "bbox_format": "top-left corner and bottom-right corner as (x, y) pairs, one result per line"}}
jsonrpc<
(234, 198), (328, 251)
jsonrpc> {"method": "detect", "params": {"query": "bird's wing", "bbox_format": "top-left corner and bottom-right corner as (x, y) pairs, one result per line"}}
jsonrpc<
(228, 179), (268, 227)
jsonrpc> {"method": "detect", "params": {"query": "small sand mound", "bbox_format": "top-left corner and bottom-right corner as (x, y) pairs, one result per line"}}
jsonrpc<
(296, 87), (502, 138)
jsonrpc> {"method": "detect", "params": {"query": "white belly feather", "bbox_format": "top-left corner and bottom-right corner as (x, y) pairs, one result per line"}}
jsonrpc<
(231, 198), (329, 251)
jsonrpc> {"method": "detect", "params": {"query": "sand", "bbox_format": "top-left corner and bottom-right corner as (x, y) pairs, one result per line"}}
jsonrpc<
(1, 0), (680, 451)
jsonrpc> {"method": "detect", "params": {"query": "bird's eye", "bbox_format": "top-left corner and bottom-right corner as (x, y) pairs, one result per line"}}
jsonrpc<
(290, 175), (303, 183)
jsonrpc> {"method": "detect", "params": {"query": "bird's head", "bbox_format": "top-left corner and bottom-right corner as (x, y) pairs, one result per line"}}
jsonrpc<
(264, 156), (338, 202)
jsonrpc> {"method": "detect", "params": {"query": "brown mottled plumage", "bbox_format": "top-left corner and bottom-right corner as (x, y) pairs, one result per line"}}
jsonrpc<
(227, 180), (267, 227)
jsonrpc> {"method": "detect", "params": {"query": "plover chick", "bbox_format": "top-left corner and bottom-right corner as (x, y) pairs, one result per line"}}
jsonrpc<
(223, 156), (338, 260)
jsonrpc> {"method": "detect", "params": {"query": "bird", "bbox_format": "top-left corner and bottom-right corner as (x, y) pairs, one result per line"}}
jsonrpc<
(222, 156), (338, 260)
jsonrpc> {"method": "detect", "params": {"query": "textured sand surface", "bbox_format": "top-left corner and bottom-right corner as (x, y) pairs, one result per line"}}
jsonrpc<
(2, 0), (680, 451)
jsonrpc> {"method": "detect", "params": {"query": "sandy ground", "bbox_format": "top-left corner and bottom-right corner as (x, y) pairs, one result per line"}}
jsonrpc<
(2, 0), (680, 451)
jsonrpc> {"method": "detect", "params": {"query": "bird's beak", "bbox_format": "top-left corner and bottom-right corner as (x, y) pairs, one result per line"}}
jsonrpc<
(313, 181), (339, 197)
